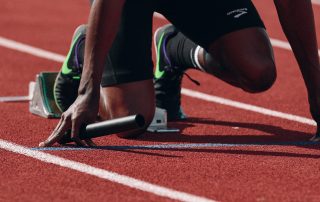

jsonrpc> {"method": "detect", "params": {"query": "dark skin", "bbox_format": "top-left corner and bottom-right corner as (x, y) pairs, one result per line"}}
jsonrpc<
(40, 0), (320, 147)
(273, 0), (320, 141)
(39, 0), (125, 147)
(197, 0), (320, 140)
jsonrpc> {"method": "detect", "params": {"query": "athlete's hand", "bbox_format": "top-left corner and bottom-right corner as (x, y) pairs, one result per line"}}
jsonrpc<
(39, 93), (99, 147)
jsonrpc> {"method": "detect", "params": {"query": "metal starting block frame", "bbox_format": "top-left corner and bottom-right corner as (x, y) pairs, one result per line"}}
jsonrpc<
(29, 71), (179, 133)
(146, 108), (180, 133)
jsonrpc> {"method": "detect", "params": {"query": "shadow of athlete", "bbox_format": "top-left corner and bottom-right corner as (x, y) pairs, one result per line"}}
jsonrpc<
(137, 117), (312, 143)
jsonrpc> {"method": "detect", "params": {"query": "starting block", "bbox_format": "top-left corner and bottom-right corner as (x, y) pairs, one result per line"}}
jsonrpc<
(29, 71), (179, 133)
(147, 108), (179, 133)
(29, 72), (62, 118)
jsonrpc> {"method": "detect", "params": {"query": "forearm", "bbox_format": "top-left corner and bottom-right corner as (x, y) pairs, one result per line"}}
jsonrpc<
(274, 0), (320, 91)
(79, 0), (124, 95)
(274, 0), (320, 125)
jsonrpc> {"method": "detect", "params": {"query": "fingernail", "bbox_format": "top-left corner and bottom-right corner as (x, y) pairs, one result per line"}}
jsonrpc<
(39, 142), (45, 147)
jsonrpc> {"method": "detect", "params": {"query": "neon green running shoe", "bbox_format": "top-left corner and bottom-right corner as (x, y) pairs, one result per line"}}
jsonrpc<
(54, 25), (86, 112)
(154, 24), (188, 121)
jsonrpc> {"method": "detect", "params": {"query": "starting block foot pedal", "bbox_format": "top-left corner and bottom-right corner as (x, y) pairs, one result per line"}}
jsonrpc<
(29, 72), (62, 118)
(147, 108), (180, 133)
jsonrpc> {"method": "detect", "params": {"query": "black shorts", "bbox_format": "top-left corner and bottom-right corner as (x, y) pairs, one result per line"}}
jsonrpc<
(101, 0), (265, 87)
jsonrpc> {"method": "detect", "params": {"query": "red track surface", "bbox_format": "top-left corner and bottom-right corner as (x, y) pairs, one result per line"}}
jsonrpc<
(1, 1), (320, 201)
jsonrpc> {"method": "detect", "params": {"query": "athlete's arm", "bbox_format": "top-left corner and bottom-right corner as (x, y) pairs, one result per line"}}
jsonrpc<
(274, 0), (320, 140)
(80, 0), (124, 98)
(39, 0), (125, 147)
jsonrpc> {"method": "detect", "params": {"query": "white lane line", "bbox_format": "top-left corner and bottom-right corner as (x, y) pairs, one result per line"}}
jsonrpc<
(182, 88), (316, 126)
(153, 13), (320, 57)
(0, 35), (316, 127)
(0, 96), (30, 102)
(0, 81), (35, 102)
(0, 139), (216, 202)
(0, 36), (65, 62)
(270, 38), (320, 56)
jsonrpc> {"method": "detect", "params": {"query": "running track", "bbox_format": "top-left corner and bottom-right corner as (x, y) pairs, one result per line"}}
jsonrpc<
(0, 1), (320, 201)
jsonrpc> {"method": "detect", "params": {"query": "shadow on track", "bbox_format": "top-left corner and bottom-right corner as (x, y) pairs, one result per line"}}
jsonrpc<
(34, 117), (320, 158)
(139, 117), (314, 144)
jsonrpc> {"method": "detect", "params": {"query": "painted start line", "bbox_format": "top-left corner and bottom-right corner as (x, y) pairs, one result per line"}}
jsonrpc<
(0, 139), (216, 202)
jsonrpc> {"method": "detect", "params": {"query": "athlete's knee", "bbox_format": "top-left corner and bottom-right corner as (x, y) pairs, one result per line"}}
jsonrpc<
(242, 59), (276, 93)
(100, 80), (156, 138)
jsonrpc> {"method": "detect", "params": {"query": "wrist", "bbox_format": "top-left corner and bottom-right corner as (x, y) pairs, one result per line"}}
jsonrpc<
(78, 77), (100, 96)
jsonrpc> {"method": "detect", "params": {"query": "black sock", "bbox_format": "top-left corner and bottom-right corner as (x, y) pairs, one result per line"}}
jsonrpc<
(166, 32), (202, 71)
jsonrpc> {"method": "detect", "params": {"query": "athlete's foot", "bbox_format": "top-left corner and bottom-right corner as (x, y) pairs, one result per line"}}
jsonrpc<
(153, 24), (188, 121)
(54, 25), (86, 112)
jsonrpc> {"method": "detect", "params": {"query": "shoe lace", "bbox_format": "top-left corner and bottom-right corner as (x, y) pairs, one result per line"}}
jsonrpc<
(163, 65), (200, 86)
(184, 72), (200, 86)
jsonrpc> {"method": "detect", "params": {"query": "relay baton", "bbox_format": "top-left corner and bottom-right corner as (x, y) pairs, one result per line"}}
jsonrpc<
(58, 114), (145, 144)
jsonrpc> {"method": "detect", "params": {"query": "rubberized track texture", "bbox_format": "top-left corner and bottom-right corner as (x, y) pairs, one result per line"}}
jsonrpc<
(0, 0), (320, 201)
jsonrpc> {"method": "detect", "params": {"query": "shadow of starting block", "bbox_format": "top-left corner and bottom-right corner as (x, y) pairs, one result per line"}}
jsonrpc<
(29, 71), (179, 132)
(29, 72), (62, 118)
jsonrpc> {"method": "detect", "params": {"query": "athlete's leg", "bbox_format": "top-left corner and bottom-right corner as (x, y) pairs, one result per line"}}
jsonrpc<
(98, 0), (155, 138)
(155, 0), (275, 120)
(99, 80), (155, 138)
(198, 28), (276, 93)
(161, 0), (275, 93)
(55, 0), (155, 138)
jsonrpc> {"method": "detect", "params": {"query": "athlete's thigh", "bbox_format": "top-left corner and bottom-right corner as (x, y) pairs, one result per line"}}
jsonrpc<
(208, 27), (275, 80)
(98, 0), (156, 137)
(156, 0), (266, 51)
(157, 0), (274, 82)
(101, 0), (155, 87)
